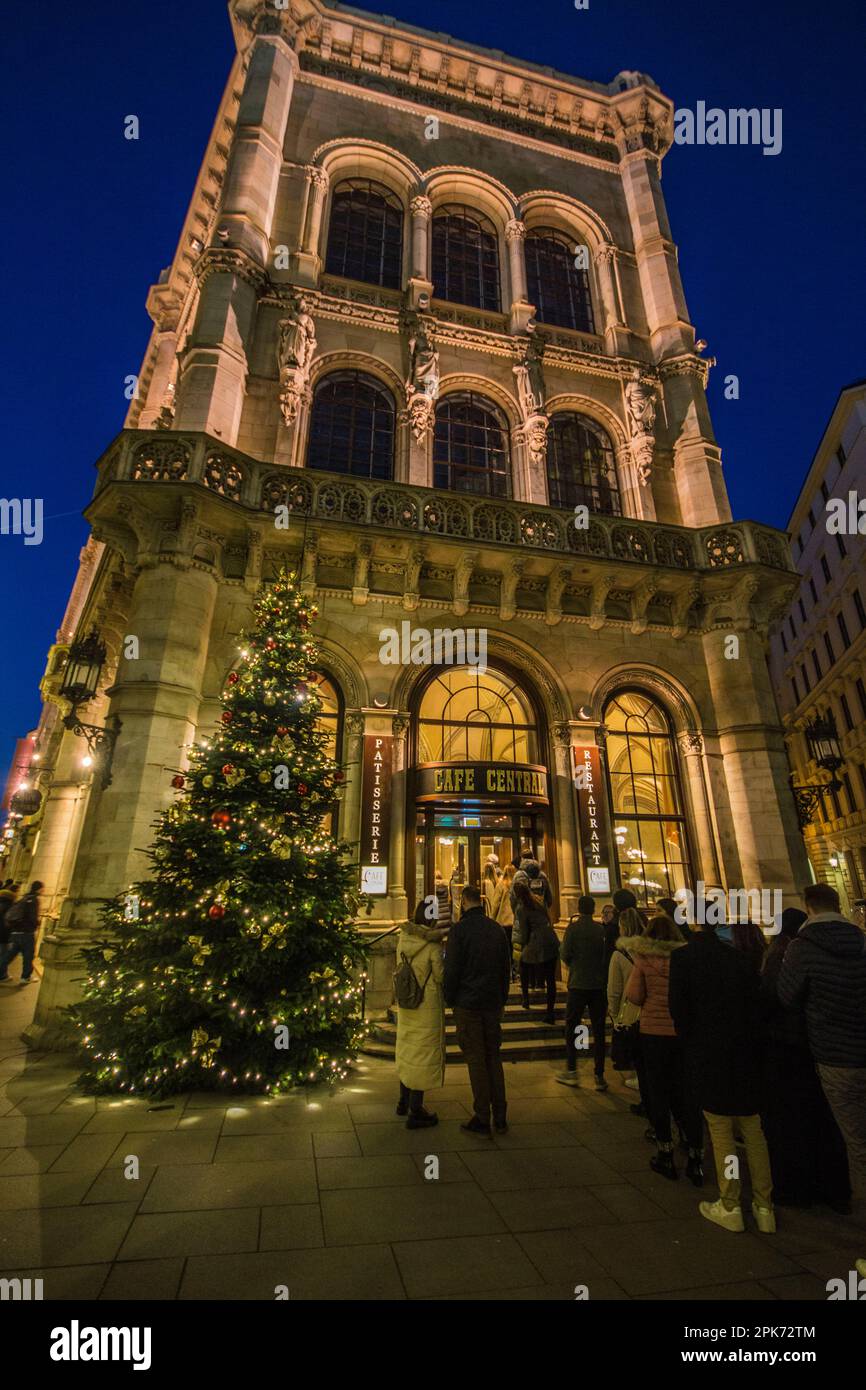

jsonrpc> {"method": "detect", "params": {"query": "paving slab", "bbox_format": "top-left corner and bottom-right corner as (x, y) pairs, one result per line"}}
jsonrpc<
(458, 1145), (620, 1192)
(179, 1244), (406, 1300)
(105, 1131), (219, 1167)
(0, 1203), (138, 1267)
(392, 1232), (543, 1298)
(214, 1132), (313, 1163)
(577, 1218), (801, 1296)
(0, 1264), (110, 1300)
(259, 1204), (325, 1251)
(99, 1258), (186, 1300)
(141, 1158), (318, 1212)
(321, 1182), (506, 1245)
(487, 1185), (619, 1233)
(117, 1207), (260, 1260)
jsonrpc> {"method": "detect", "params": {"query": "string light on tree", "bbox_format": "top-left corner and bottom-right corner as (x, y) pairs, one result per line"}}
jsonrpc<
(71, 568), (368, 1098)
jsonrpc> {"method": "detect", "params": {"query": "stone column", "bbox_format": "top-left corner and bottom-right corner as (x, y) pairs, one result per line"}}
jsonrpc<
(137, 325), (179, 429)
(293, 166), (329, 287)
(219, 34), (300, 264)
(26, 561), (220, 1047)
(594, 244), (629, 355)
(676, 732), (722, 887)
(618, 137), (728, 526)
(407, 195), (434, 309)
(174, 31), (298, 444)
(702, 627), (810, 908)
(506, 219), (533, 335)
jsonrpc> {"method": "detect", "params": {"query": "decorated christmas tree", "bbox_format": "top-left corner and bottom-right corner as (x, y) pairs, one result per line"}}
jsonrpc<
(71, 569), (367, 1097)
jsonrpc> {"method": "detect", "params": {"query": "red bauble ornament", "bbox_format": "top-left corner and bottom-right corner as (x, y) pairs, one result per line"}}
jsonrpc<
(296, 782), (309, 796)
(208, 904), (225, 920)
(276, 726), (289, 736)
(334, 770), (345, 784)
(227, 672), (239, 685)
(221, 763), (234, 776)
(266, 638), (276, 650)
(211, 811), (231, 828)
(171, 774), (185, 789)
(221, 711), (233, 724)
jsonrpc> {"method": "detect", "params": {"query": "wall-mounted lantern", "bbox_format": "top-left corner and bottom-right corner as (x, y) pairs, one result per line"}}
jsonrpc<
(58, 630), (121, 789)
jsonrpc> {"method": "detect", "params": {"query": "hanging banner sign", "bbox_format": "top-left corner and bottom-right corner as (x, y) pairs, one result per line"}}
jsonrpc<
(573, 744), (612, 896)
(360, 735), (393, 895)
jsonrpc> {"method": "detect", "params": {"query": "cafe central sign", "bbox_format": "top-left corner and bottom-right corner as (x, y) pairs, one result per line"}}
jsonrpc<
(415, 761), (549, 804)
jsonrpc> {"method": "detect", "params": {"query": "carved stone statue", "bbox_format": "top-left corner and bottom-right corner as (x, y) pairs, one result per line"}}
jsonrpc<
(624, 368), (657, 437)
(513, 333), (545, 418)
(624, 368), (658, 486)
(404, 313), (439, 442)
(277, 297), (317, 427)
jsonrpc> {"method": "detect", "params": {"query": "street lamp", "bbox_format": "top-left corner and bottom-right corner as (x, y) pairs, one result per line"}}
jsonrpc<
(790, 711), (845, 829)
(59, 629), (121, 789)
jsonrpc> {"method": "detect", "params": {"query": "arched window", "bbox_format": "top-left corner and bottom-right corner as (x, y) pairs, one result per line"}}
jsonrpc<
(525, 228), (595, 333)
(417, 667), (538, 763)
(431, 205), (500, 311)
(546, 413), (621, 515)
(307, 372), (395, 480)
(324, 179), (403, 289)
(311, 670), (342, 836)
(603, 689), (692, 906)
(433, 393), (510, 498)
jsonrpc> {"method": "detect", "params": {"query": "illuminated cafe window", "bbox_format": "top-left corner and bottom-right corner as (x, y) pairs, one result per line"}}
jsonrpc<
(324, 179), (403, 290)
(417, 667), (538, 765)
(525, 227), (595, 333)
(604, 689), (692, 907)
(311, 671), (342, 835)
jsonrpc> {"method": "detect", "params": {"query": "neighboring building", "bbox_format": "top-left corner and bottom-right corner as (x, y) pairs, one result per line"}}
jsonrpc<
(20, 0), (808, 1044)
(768, 380), (866, 915)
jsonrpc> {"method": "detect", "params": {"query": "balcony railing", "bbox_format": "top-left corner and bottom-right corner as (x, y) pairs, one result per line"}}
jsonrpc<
(94, 429), (794, 575)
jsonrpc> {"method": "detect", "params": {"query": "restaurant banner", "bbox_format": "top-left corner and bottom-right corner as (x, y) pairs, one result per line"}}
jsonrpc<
(573, 744), (612, 895)
(360, 735), (393, 895)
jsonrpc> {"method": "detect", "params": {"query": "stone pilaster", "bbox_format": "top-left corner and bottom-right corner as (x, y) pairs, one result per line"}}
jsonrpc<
(407, 195), (434, 309)
(26, 562), (220, 1047)
(293, 166), (330, 287)
(703, 627), (810, 906)
(506, 219), (533, 334)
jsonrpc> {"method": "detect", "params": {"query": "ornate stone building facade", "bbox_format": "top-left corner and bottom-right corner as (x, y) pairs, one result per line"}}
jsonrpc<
(13, 0), (809, 1041)
(768, 380), (866, 916)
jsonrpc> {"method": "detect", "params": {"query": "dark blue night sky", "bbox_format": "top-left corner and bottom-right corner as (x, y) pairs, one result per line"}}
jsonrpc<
(1, 0), (864, 781)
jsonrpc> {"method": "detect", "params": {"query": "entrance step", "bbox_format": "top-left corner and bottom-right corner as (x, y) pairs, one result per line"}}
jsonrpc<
(360, 986), (613, 1064)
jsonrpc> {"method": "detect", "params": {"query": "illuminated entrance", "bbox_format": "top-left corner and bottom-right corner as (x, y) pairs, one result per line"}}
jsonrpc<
(408, 666), (552, 912)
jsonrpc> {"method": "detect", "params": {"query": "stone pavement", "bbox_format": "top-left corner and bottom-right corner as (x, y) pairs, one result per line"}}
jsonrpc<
(1, 980), (864, 1302)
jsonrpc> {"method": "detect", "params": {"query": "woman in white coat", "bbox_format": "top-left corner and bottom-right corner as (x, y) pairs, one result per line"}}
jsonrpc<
(395, 902), (448, 1129)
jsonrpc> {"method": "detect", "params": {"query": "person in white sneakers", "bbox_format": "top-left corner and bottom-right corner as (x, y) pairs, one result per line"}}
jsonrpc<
(669, 916), (775, 1233)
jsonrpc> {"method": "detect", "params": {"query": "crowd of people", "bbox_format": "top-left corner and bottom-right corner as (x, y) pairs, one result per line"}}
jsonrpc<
(0, 879), (42, 984)
(394, 851), (866, 1266)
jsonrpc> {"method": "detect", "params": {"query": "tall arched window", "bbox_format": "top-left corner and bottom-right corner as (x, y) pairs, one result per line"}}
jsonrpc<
(307, 372), (395, 480)
(547, 413), (621, 515)
(431, 205), (501, 311)
(525, 228), (595, 333)
(433, 393), (510, 498)
(417, 667), (538, 763)
(324, 179), (403, 289)
(603, 689), (692, 905)
(311, 670), (342, 836)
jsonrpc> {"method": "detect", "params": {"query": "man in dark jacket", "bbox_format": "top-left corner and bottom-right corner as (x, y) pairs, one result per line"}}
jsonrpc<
(0, 880), (43, 985)
(777, 882), (866, 1225)
(669, 921), (775, 1234)
(557, 895), (608, 1091)
(444, 885), (511, 1136)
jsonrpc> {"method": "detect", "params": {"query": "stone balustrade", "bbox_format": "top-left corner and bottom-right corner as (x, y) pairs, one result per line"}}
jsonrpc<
(94, 429), (794, 575)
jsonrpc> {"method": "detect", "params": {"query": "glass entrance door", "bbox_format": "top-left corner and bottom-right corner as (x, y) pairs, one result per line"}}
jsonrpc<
(414, 808), (547, 918)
